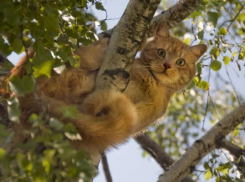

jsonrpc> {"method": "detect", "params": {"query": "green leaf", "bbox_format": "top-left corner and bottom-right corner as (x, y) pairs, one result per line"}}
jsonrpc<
(42, 159), (51, 174)
(44, 149), (56, 160)
(8, 75), (35, 96)
(7, 97), (21, 123)
(0, 124), (9, 138)
(223, 56), (231, 65)
(210, 47), (220, 59)
(0, 148), (7, 160)
(197, 30), (204, 40)
(81, 0), (87, 7)
(210, 60), (222, 71)
(232, 52), (237, 57)
(218, 27), (227, 35)
(222, 162), (232, 169)
(95, 2), (105, 11)
(183, 37), (191, 44)
(43, 14), (59, 33)
(196, 61), (202, 74)
(190, 10), (202, 18)
(201, 80), (209, 90)
(60, 106), (78, 119)
(12, 38), (23, 53)
(3, 5), (22, 26)
(186, 80), (195, 90)
(69, 55), (81, 68)
(33, 60), (54, 78)
(208, 12), (219, 27)
(204, 162), (210, 170)
(233, 129), (239, 136)
(217, 162), (232, 175)
(205, 169), (213, 180)
(0, 36), (12, 56)
(49, 118), (64, 130)
(100, 21), (107, 31)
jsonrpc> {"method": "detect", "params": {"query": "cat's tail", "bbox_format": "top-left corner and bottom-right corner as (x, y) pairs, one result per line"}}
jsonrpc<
(43, 90), (137, 152)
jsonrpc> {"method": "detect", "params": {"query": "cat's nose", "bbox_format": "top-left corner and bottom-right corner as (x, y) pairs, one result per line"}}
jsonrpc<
(163, 63), (171, 70)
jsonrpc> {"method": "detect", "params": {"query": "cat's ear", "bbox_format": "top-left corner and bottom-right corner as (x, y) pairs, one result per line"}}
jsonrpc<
(155, 21), (170, 38)
(189, 44), (207, 58)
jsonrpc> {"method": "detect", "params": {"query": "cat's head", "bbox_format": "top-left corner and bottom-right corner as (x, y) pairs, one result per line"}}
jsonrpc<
(140, 22), (207, 91)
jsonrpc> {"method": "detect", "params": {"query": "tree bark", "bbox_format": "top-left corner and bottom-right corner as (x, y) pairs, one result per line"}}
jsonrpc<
(135, 134), (194, 182)
(147, 0), (203, 37)
(101, 0), (204, 39)
(95, 0), (161, 91)
(157, 102), (245, 182)
(217, 139), (245, 177)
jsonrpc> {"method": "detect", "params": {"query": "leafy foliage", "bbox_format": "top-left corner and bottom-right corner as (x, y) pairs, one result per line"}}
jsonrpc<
(0, 0), (107, 181)
(0, 116), (96, 182)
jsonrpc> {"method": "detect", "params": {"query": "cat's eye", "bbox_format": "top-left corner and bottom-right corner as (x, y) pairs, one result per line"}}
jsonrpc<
(157, 49), (166, 57)
(176, 58), (185, 66)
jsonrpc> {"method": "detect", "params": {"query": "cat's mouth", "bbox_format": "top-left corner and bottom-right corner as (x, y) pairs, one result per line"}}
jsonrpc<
(162, 70), (169, 77)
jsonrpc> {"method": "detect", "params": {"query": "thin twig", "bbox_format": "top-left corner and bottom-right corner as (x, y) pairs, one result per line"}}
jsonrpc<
(225, 65), (241, 106)
(101, 153), (113, 182)
(202, 58), (212, 131)
(227, 4), (245, 31)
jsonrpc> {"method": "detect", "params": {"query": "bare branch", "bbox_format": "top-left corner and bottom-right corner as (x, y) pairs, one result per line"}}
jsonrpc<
(100, 0), (203, 39)
(135, 134), (175, 169)
(135, 134), (194, 182)
(101, 154), (113, 182)
(147, 0), (203, 37)
(218, 139), (245, 157)
(157, 102), (245, 182)
(217, 139), (245, 177)
(96, 0), (161, 90)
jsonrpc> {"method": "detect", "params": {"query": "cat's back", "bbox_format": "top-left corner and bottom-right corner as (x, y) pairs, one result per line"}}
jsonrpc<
(36, 67), (97, 104)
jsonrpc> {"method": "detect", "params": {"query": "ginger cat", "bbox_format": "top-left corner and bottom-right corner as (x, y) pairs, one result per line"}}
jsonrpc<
(2, 22), (207, 161)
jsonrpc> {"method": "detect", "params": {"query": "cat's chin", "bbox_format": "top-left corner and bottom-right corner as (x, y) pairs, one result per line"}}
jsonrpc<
(154, 72), (170, 82)
(153, 72), (179, 88)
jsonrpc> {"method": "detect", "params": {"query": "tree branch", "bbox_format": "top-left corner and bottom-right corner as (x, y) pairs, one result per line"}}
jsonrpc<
(96, 0), (161, 90)
(157, 102), (245, 182)
(100, 0), (203, 39)
(218, 139), (245, 157)
(135, 134), (194, 182)
(147, 0), (203, 37)
(217, 139), (245, 177)
(101, 154), (113, 182)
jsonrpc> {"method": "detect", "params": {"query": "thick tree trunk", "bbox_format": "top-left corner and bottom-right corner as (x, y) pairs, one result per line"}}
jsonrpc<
(96, 0), (161, 91)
